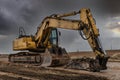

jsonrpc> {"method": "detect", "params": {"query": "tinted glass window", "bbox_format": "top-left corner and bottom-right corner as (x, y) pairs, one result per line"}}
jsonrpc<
(50, 29), (58, 45)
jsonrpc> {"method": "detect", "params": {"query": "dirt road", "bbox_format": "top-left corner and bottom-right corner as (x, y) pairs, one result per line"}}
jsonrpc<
(0, 60), (119, 80)
(0, 61), (108, 80)
(68, 62), (120, 80)
(0, 50), (119, 80)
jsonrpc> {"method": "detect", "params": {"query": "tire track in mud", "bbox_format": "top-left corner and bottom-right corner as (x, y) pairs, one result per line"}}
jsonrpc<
(0, 71), (38, 80)
(0, 63), (108, 80)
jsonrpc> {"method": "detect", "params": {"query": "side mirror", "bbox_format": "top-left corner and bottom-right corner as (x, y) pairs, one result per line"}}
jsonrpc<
(58, 31), (61, 36)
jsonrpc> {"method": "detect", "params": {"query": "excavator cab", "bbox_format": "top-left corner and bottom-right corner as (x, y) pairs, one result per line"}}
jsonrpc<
(49, 28), (58, 46)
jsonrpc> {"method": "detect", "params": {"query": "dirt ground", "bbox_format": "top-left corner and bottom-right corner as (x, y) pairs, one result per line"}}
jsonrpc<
(0, 50), (119, 80)
(0, 62), (108, 80)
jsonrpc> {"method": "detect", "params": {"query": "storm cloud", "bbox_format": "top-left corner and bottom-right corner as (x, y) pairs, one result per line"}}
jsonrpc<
(98, 0), (120, 16)
(0, 0), (45, 35)
(0, 0), (120, 35)
(0, 0), (120, 53)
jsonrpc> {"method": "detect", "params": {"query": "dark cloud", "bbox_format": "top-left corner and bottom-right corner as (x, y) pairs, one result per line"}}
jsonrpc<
(98, 0), (120, 16)
(41, 0), (120, 16)
(0, 0), (45, 35)
(41, 0), (101, 14)
(0, 0), (120, 53)
(0, 14), (15, 35)
(0, 0), (120, 35)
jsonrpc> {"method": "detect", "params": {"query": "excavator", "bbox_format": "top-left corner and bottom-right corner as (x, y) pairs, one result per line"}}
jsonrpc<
(9, 8), (109, 72)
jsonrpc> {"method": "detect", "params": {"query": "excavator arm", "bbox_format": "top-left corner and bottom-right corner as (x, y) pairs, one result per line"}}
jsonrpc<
(79, 9), (109, 70)
(34, 8), (109, 70)
(35, 9), (100, 52)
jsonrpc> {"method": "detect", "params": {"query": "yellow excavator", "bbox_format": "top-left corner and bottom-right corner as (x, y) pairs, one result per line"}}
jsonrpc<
(9, 8), (109, 72)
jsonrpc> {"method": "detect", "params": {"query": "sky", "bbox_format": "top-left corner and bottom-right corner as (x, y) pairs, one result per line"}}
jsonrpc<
(0, 0), (120, 54)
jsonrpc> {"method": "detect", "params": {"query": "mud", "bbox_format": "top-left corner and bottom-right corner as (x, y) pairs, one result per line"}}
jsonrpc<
(0, 50), (120, 80)
(0, 61), (108, 80)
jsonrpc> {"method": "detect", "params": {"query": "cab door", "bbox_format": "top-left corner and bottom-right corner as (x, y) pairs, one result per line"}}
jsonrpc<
(49, 28), (58, 46)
